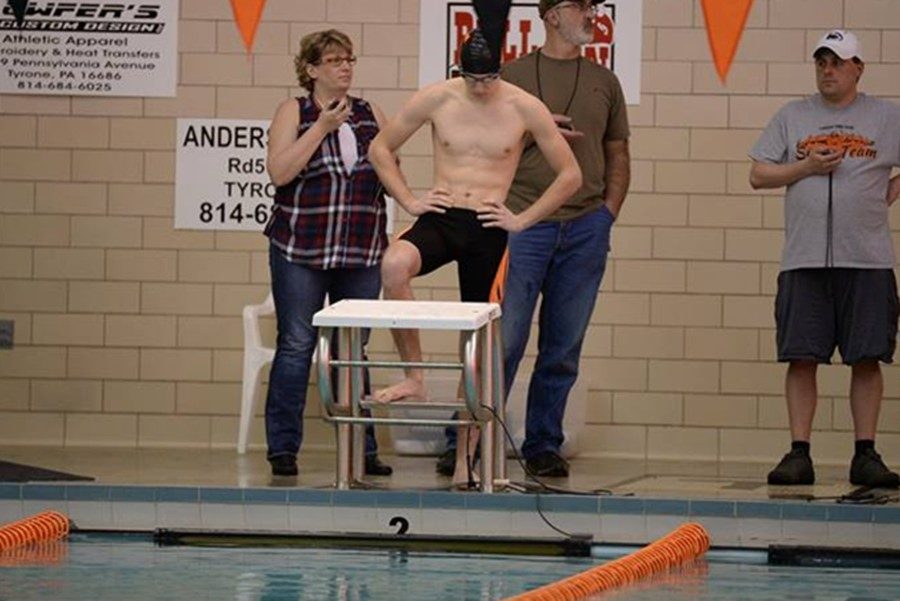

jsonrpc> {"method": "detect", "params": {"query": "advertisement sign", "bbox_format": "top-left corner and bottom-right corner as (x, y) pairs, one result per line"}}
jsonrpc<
(175, 119), (274, 231)
(0, 0), (177, 97)
(419, 0), (642, 104)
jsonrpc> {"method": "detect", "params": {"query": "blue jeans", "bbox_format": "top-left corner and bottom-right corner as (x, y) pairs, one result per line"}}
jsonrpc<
(265, 245), (381, 460)
(502, 206), (613, 459)
(442, 207), (614, 456)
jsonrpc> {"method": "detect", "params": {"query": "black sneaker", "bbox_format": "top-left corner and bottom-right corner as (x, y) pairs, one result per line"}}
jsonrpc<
(849, 448), (900, 488)
(269, 454), (298, 477)
(435, 448), (455, 477)
(767, 449), (814, 485)
(525, 451), (570, 478)
(364, 455), (393, 476)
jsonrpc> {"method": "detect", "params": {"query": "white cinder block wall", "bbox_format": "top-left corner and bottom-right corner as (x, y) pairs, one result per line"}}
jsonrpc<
(1, 0), (899, 464)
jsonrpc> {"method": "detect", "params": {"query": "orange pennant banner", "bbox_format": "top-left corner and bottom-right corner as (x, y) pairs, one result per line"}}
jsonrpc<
(700, 0), (754, 82)
(230, 0), (267, 54)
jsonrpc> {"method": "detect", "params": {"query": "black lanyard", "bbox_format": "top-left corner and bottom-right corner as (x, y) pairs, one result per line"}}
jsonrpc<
(535, 49), (581, 116)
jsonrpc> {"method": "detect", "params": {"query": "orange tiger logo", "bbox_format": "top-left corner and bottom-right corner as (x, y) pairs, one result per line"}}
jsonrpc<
(797, 132), (876, 159)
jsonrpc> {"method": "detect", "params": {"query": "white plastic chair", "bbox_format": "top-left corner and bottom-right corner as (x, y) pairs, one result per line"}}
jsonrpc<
(238, 292), (276, 454)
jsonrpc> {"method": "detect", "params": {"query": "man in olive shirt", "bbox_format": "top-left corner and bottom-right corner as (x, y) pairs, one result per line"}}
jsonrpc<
(436, 0), (630, 478)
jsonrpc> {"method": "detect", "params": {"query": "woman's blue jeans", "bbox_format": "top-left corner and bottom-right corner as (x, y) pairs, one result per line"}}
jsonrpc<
(265, 246), (381, 460)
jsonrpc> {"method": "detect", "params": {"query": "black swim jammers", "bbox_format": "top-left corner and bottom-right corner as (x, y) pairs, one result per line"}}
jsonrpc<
(400, 208), (508, 302)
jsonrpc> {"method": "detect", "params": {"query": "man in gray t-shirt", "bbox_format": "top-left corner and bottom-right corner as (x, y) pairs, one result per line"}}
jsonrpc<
(749, 29), (900, 489)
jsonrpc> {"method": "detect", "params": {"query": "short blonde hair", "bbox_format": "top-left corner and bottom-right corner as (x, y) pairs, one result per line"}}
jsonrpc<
(294, 29), (354, 92)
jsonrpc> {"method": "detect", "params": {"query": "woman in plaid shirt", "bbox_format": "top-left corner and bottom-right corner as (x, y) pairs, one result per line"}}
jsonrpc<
(262, 29), (392, 478)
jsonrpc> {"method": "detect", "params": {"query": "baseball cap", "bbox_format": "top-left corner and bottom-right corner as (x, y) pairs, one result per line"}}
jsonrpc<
(538, 0), (601, 18)
(813, 29), (863, 61)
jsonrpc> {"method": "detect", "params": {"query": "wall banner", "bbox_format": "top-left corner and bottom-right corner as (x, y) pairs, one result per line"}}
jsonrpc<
(175, 119), (274, 232)
(0, 0), (177, 97)
(229, 0), (267, 54)
(419, 0), (642, 104)
(701, 0), (753, 82)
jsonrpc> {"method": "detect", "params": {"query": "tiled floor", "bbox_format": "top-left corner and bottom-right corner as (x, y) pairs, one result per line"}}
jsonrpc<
(1, 446), (898, 549)
(0, 445), (878, 500)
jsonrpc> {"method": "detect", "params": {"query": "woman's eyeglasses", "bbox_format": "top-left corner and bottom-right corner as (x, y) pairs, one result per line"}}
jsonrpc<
(319, 55), (357, 67)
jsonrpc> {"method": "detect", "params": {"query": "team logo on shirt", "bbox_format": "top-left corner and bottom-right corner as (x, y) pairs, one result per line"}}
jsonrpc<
(797, 131), (876, 159)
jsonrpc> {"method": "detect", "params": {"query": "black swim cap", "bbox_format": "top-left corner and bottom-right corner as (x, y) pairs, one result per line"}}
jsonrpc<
(460, 29), (499, 75)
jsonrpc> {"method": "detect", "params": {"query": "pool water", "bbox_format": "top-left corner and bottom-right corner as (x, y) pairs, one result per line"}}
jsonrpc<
(1, 535), (899, 600)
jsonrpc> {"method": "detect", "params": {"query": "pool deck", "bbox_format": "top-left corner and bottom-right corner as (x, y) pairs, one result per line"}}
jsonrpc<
(1, 446), (898, 550)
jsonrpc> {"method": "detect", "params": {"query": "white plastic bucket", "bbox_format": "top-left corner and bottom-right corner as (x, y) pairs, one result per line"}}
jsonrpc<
(389, 372), (587, 458)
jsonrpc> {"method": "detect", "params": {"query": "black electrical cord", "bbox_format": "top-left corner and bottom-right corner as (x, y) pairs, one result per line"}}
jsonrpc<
(770, 485), (899, 505)
(835, 486), (898, 505)
(474, 403), (630, 540)
(478, 403), (615, 496)
(466, 420), (477, 491)
(826, 172), (834, 267)
(448, 403), (628, 538)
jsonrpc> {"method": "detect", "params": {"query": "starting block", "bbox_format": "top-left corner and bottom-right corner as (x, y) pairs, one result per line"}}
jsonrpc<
(312, 299), (507, 492)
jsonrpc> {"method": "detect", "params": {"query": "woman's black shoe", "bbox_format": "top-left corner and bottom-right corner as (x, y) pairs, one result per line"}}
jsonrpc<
(269, 454), (298, 477)
(435, 448), (455, 477)
(365, 455), (393, 476)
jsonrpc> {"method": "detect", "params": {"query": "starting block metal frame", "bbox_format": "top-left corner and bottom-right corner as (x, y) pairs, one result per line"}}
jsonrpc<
(313, 299), (507, 492)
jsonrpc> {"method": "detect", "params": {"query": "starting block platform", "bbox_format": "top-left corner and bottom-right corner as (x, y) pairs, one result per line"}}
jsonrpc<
(312, 299), (506, 492)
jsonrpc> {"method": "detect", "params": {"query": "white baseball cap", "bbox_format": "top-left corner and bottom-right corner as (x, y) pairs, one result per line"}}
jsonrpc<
(813, 29), (863, 61)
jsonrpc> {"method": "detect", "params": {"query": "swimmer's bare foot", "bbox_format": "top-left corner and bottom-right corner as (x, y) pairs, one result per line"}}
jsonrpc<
(452, 468), (479, 490)
(373, 377), (425, 403)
